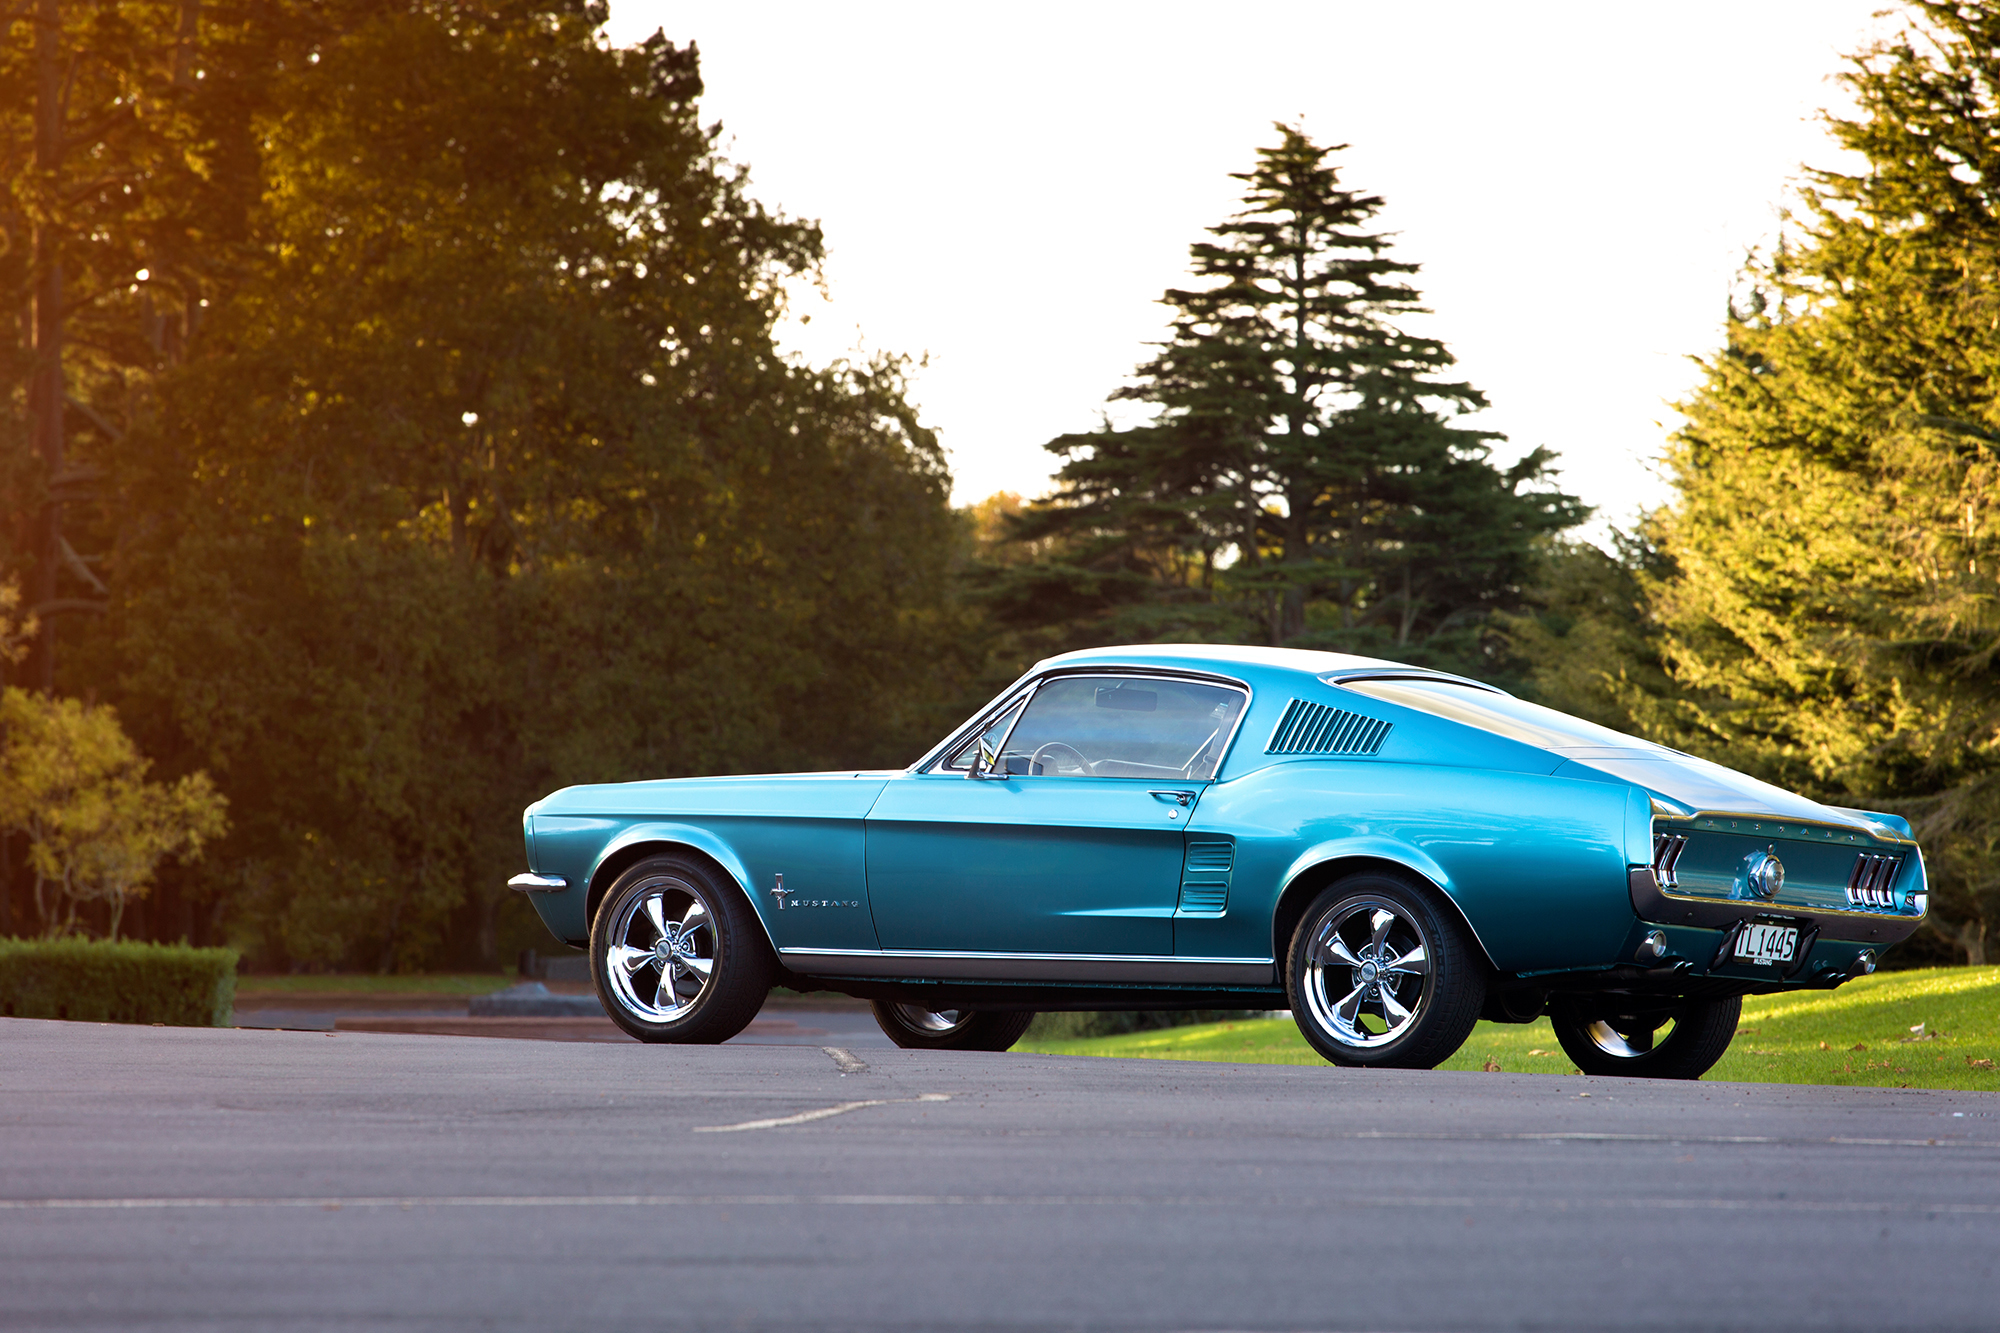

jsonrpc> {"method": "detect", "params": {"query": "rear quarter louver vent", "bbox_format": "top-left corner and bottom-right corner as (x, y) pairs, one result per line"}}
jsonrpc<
(1178, 841), (1234, 915)
(1266, 699), (1393, 756)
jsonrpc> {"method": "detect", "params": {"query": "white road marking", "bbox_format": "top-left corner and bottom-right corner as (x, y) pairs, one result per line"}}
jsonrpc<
(1345, 1130), (1988, 1149)
(692, 1092), (949, 1133)
(2, 1193), (1999, 1215)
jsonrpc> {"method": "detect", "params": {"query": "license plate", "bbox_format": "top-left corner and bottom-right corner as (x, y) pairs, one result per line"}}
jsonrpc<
(1734, 922), (1800, 966)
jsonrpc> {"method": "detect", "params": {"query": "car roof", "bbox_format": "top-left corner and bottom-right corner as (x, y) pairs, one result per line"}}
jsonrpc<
(1034, 643), (1505, 693)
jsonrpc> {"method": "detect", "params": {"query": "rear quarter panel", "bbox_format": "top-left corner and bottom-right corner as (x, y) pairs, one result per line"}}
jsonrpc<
(1182, 760), (1641, 971)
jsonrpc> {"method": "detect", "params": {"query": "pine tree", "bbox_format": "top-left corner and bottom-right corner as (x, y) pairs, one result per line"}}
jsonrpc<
(998, 125), (1583, 669)
(1570, 2), (2000, 961)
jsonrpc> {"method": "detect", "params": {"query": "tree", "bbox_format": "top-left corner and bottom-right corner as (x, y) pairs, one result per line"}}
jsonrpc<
(0, 686), (226, 938)
(996, 126), (1583, 673)
(5, 5), (974, 968)
(1, 0), (263, 687)
(1571, 3), (2000, 962)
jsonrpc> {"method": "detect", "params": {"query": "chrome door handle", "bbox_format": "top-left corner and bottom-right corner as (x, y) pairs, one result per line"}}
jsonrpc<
(1148, 790), (1194, 807)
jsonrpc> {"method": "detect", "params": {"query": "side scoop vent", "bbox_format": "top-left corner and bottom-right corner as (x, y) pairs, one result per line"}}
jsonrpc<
(1178, 841), (1234, 915)
(1266, 699), (1393, 756)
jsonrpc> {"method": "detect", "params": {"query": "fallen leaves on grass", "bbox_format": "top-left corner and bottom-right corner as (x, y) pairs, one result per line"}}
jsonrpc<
(1852, 1043), (1869, 1051)
(1525, 1048), (1557, 1057)
(1481, 1057), (1501, 1072)
(1969, 1058), (1995, 1071)
(1819, 1041), (1831, 1050)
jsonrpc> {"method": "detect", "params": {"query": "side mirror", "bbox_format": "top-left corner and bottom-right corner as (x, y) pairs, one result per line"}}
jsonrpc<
(968, 735), (1001, 779)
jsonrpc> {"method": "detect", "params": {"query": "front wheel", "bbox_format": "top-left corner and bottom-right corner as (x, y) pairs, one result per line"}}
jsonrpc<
(590, 855), (774, 1044)
(1286, 872), (1485, 1069)
(1550, 996), (1741, 1079)
(870, 1001), (1034, 1051)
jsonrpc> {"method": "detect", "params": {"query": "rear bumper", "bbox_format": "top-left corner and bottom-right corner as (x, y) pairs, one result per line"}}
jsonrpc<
(1628, 867), (1922, 947)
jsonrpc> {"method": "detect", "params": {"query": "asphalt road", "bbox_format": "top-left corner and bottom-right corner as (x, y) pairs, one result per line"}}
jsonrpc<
(2, 1018), (1995, 1332)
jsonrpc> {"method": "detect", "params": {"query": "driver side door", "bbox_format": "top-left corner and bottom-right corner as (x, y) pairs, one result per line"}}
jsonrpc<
(864, 673), (1248, 958)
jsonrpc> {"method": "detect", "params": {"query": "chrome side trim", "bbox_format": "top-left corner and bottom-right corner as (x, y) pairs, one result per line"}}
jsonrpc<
(507, 872), (569, 893)
(1659, 811), (1919, 847)
(779, 948), (1277, 986)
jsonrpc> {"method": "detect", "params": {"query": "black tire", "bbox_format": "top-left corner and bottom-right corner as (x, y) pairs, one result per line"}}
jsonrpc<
(1550, 995), (1741, 1079)
(589, 854), (774, 1044)
(870, 1001), (1034, 1051)
(1285, 871), (1485, 1069)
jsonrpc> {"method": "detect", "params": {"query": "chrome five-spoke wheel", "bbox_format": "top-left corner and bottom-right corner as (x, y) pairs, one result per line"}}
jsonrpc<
(1549, 996), (1742, 1080)
(1286, 872), (1484, 1068)
(892, 1004), (970, 1035)
(869, 1001), (1035, 1051)
(605, 880), (715, 1021)
(589, 854), (774, 1044)
(1303, 903), (1430, 1048)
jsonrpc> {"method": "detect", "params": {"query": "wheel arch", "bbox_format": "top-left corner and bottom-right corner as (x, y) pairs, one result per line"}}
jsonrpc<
(1270, 848), (1500, 975)
(584, 825), (777, 955)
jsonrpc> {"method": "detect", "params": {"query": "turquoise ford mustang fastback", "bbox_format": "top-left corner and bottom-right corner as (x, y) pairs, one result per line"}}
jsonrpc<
(510, 645), (1925, 1077)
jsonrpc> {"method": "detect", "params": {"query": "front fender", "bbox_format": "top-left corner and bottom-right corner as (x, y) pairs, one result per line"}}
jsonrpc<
(519, 820), (764, 949)
(585, 822), (773, 948)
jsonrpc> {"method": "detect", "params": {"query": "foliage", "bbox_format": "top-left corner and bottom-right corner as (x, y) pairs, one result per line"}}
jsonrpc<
(1017, 967), (2000, 1090)
(0, 936), (238, 1026)
(231, 972), (513, 997)
(0, 687), (226, 938)
(1495, 530), (1678, 725)
(3, 5), (972, 969)
(984, 125), (1584, 678)
(1022, 1009), (1262, 1041)
(1543, 3), (2000, 963)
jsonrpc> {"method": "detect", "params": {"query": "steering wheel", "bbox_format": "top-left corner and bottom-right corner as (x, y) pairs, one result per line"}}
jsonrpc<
(1029, 741), (1091, 776)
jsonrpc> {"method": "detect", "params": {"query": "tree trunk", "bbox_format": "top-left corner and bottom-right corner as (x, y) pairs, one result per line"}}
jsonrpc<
(1397, 563), (1417, 646)
(27, 0), (65, 692)
(476, 887), (498, 968)
(1954, 916), (1989, 966)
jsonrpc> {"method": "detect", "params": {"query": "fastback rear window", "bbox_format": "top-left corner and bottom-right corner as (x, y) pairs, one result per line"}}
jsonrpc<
(1334, 677), (1658, 752)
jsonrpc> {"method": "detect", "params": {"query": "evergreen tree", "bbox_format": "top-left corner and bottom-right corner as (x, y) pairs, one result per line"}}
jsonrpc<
(1542, 2), (2000, 962)
(995, 126), (1583, 673)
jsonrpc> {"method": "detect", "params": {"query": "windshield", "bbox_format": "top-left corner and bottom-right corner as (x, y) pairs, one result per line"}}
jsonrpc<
(1335, 677), (1663, 752)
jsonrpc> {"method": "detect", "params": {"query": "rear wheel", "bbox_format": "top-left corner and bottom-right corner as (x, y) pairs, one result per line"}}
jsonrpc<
(1286, 871), (1485, 1069)
(590, 855), (774, 1044)
(870, 1001), (1034, 1051)
(1550, 996), (1741, 1079)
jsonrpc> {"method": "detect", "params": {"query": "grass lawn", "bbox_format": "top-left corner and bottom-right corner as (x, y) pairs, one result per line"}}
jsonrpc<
(1016, 965), (2000, 1090)
(233, 973), (515, 997)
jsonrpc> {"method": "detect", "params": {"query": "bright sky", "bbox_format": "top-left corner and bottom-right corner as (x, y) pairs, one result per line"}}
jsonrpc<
(608, 1), (1892, 537)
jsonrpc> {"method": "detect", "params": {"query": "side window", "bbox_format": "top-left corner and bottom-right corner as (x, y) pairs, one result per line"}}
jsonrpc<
(998, 676), (1246, 779)
(940, 695), (1028, 772)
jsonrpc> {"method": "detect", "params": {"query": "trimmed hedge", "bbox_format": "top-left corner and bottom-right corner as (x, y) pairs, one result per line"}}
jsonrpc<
(0, 938), (239, 1027)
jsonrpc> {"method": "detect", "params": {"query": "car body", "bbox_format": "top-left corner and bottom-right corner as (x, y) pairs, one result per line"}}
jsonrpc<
(511, 645), (1926, 1072)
